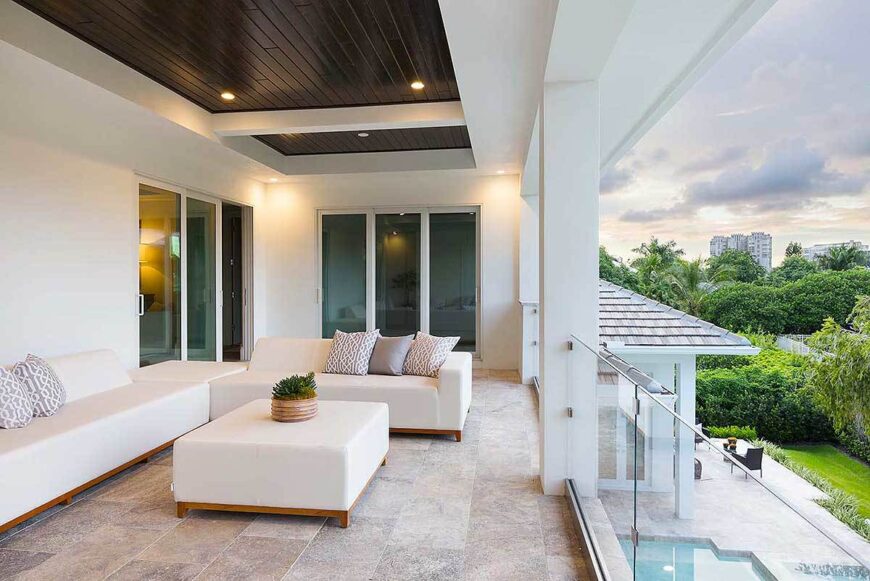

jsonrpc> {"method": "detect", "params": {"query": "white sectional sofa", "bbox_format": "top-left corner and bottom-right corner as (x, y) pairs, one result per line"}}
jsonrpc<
(209, 337), (472, 440)
(0, 350), (209, 533)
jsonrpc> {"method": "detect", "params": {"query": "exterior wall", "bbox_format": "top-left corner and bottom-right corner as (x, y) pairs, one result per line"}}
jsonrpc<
(803, 240), (868, 261)
(261, 172), (521, 370)
(709, 231), (772, 270)
(0, 39), (265, 368)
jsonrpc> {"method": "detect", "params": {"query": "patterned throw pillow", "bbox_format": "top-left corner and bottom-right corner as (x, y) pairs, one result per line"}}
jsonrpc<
(324, 330), (380, 376)
(403, 332), (460, 377)
(12, 354), (66, 417)
(0, 369), (33, 429)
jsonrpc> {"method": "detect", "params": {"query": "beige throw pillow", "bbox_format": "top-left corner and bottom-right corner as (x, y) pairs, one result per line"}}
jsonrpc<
(403, 332), (460, 377)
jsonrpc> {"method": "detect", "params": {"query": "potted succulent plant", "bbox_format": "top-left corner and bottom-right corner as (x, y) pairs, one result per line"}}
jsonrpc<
(271, 372), (318, 422)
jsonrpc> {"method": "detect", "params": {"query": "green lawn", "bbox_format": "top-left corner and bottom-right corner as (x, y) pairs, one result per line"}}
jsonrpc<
(782, 444), (870, 518)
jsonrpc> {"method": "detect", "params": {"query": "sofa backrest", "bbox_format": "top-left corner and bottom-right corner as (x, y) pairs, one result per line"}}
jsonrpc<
(47, 349), (132, 403)
(249, 337), (333, 372)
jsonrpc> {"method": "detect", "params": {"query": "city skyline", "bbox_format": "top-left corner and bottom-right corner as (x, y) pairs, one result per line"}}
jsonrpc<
(599, 0), (869, 267)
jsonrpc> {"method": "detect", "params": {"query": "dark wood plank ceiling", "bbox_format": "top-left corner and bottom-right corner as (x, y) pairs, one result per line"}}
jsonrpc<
(256, 126), (470, 156)
(13, 0), (460, 113)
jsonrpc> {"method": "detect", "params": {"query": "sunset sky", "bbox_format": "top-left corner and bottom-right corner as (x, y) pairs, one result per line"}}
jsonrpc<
(599, 0), (869, 266)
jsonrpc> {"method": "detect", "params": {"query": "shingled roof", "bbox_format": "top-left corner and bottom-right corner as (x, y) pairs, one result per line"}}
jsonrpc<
(599, 280), (754, 351)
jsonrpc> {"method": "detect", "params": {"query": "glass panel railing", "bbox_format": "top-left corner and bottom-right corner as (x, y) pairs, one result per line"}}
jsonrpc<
(570, 335), (869, 581)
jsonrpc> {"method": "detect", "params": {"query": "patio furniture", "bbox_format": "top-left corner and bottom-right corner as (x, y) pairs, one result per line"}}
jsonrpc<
(694, 423), (711, 449)
(173, 399), (389, 528)
(730, 447), (763, 478)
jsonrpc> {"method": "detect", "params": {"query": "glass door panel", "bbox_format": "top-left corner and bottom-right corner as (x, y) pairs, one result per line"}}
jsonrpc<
(429, 212), (477, 351)
(138, 185), (181, 366)
(186, 197), (217, 361)
(376, 213), (421, 337)
(321, 214), (367, 337)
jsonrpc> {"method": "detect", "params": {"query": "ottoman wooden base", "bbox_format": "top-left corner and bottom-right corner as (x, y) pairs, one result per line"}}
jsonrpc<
(176, 455), (387, 528)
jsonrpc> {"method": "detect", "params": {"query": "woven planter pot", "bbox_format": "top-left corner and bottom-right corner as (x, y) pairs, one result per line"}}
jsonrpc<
(271, 396), (318, 423)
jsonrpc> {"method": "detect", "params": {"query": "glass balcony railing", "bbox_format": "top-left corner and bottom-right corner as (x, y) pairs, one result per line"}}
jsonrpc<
(569, 335), (870, 581)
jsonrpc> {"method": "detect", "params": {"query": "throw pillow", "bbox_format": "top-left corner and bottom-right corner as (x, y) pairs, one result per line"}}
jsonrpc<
(368, 335), (414, 376)
(324, 329), (380, 376)
(0, 368), (33, 429)
(403, 332), (460, 377)
(13, 354), (66, 417)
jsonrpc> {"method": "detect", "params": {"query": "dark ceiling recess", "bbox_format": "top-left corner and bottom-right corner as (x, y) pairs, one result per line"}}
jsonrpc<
(13, 0), (460, 113)
(256, 125), (471, 156)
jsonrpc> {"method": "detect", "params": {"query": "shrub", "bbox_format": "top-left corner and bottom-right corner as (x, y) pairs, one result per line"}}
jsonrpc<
(837, 427), (870, 464)
(272, 372), (317, 400)
(781, 269), (870, 334)
(702, 283), (787, 335)
(753, 439), (870, 541)
(706, 425), (758, 440)
(696, 348), (835, 443)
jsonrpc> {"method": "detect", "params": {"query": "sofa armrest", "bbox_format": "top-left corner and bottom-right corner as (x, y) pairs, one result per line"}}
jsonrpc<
(437, 352), (473, 431)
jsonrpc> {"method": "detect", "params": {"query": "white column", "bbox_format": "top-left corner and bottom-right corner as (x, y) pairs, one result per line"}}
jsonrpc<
(675, 355), (697, 518)
(519, 114), (540, 385)
(539, 81), (600, 496)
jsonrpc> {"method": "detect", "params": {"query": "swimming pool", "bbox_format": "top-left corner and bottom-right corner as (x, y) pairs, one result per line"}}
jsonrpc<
(619, 539), (765, 580)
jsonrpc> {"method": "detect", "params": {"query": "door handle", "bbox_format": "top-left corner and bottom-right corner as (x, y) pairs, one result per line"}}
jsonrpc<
(138, 294), (145, 316)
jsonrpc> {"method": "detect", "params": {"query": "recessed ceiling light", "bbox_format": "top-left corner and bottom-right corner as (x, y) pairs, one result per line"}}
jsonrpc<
(662, 565), (675, 573)
(220, 91), (236, 101)
(357, 132), (370, 137)
(269, 178), (278, 183)
(497, 170), (505, 174)
(410, 81), (425, 90)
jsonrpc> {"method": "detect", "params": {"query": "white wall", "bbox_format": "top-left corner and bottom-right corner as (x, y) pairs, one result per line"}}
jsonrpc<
(262, 172), (521, 370)
(0, 39), (265, 368)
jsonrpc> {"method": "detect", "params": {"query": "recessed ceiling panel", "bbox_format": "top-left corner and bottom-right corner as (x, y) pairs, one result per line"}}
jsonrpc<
(13, 0), (460, 113)
(256, 126), (470, 156)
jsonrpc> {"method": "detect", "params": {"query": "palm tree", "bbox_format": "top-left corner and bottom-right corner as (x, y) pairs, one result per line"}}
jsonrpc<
(668, 258), (709, 316)
(817, 244), (868, 271)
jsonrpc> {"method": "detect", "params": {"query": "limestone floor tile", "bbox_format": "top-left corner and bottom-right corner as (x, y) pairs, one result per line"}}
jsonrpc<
(136, 516), (250, 565)
(242, 514), (326, 541)
(284, 517), (396, 580)
(0, 548), (53, 579)
(388, 434), (433, 451)
(413, 466), (475, 499)
(354, 477), (414, 518)
(0, 499), (133, 553)
(16, 525), (163, 581)
(546, 552), (589, 581)
(464, 541), (549, 581)
(94, 464), (172, 503)
(424, 441), (480, 466)
(197, 536), (307, 580)
(389, 496), (471, 550)
(119, 492), (183, 531)
(372, 545), (465, 580)
(106, 559), (205, 580)
(378, 448), (427, 481)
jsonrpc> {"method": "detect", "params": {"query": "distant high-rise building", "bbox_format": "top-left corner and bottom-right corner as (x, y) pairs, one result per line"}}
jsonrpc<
(709, 231), (772, 270)
(803, 240), (869, 261)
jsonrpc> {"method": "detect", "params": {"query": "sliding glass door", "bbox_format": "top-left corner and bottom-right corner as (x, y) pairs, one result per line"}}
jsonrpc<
(376, 214), (421, 337)
(321, 214), (367, 337)
(138, 185), (181, 366)
(319, 208), (479, 354)
(429, 212), (477, 352)
(186, 196), (217, 361)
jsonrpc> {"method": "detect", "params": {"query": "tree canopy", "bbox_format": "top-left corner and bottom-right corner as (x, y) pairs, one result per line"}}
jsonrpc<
(767, 255), (818, 286)
(785, 241), (803, 257)
(817, 244), (869, 271)
(707, 249), (766, 283)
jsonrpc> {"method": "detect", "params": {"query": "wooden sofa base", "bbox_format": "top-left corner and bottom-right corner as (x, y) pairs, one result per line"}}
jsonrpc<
(176, 455), (387, 528)
(390, 428), (462, 442)
(0, 438), (176, 534)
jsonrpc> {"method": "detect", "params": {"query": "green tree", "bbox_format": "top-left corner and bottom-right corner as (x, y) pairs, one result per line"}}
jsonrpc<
(668, 258), (709, 316)
(807, 297), (870, 433)
(599, 246), (639, 291)
(702, 283), (787, 334)
(785, 241), (803, 257)
(781, 269), (870, 333)
(707, 249), (766, 283)
(767, 255), (818, 286)
(817, 244), (869, 271)
(629, 237), (684, 304)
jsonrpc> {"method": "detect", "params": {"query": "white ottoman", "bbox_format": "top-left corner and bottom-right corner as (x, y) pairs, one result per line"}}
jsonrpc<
(173, 399), (389, 527)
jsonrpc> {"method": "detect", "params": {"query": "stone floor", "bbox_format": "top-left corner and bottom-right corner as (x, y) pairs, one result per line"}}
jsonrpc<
(0, 370), (590, 580)
(598, 440), (870, 576)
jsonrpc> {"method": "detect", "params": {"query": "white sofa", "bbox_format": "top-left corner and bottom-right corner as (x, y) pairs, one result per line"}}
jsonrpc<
(0, 350), (209, 533)
(209, 337), (472, 440)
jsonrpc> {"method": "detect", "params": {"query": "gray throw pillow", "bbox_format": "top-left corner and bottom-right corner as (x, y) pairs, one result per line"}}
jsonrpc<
(0, 368), (34, 429)
(12, 354), (66, 417)
(368, 335), (414, 376)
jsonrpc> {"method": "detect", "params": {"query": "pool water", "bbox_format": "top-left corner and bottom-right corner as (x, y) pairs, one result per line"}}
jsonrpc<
(619, 539), (764, 580)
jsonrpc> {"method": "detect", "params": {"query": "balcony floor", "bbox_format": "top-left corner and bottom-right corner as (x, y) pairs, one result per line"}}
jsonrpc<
(0, 371), (588, 580)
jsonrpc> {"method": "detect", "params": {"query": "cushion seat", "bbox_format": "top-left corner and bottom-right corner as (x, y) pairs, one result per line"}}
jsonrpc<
(128, 360), (247, 384)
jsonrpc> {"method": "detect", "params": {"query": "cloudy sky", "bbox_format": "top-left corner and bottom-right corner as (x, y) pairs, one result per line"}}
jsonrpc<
(600, 0), (869, 266)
